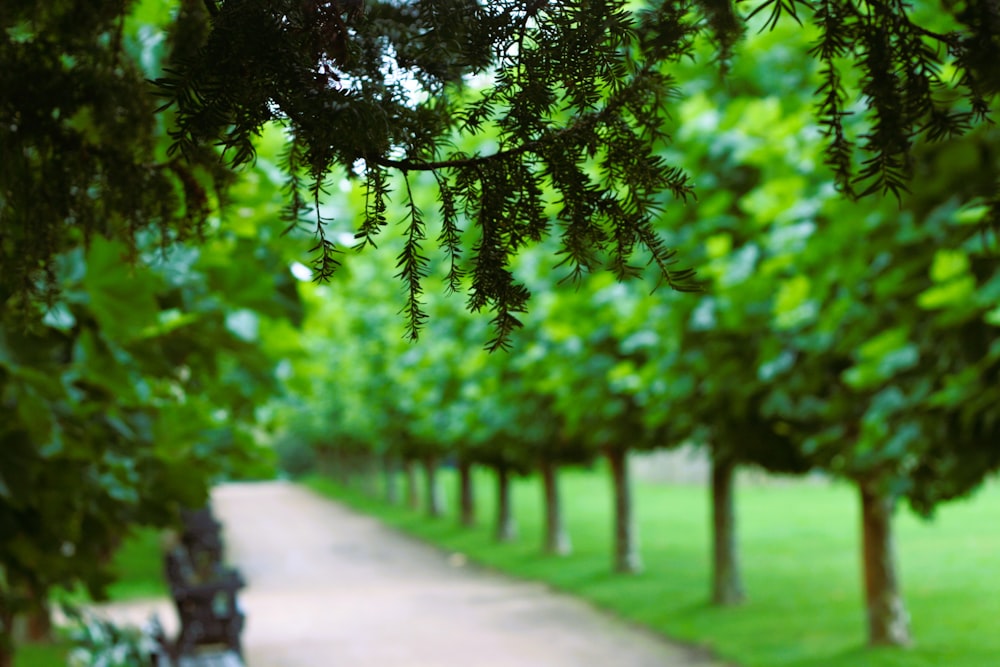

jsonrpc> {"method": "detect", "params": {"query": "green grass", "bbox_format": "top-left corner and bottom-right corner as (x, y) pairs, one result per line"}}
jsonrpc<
(307, 467), (1000, 667)
(54, 526), (168, 607)
(14, 640), (68, 667)
(104, 527), (168, 600)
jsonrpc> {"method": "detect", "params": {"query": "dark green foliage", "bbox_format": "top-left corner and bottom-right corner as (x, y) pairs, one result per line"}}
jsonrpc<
(4, 1), (997, 344)
(808, 0), (998, 198)
(0, 232), (290, 664)
(275, 436), (319, 478)
(1, 9), (303, 664)
(0, 0), (228, 309)
(154, 1), (709, 346)
(149, 0), (997, 345)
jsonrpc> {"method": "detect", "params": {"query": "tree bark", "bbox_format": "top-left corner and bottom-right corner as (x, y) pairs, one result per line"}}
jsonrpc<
(340, 449), (354, 486)
(316, 447), (335, 478)
(859, 478), (912, 646)
(25, 604), (51, 642)
(383, 453), (400, 505)
(405, 459), (421, 510)
(361, 451), (379, 496)
(607, 447), (641, 573)
(540, 458), (572, 556)
(711, 456), (745, 605)
(458, 458), (476, 527)
(495, 463), (517, 542)
(424, 456), (445, 518)
(333, 448), (350, 485)
(0, 603), (14, 667)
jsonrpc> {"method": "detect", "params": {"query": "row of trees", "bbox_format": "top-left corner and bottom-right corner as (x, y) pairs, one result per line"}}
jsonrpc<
(2, 0), (998, 664)
(274, 19), (1000, 650)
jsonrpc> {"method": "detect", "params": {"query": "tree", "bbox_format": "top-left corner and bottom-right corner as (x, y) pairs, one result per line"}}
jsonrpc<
(6, 1), (997, 346)
(1, 6), (303, 663)
(663, 78), (1000, 646)
(478, 335), (591, 555)
(1, 0), (227, 310)
(634, 52), (826, 605)
(0, 234), (295, 667)
(632, 18), (1000, 638)
(5, 2), (1000, 657)
(533, 275), (672, 574)
(760, 148), (1000, 646)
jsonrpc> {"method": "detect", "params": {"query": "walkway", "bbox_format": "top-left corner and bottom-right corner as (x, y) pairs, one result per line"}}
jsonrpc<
(100, 481), (732, 667)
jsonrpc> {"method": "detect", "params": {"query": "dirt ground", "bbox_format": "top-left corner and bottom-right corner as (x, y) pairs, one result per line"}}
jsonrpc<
(101, 480), (732, 667)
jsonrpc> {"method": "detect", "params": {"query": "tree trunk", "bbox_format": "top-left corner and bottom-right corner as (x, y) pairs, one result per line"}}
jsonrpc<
(424, 456), (445, 518)
(458, 458), (475, 527)
(711, 456), (745, 605)
(607, 447), (641, 573)
(383, 453), (400, 505)
(0, 603), (14, 667)
(859, 478), (912, 646)
(540, 458), (572, 556)
(333, 448), (350, 484)
(362, 452), (379, 497)
(339, 449), (353, 486)
(405, 460), (421, 510)
(25, 605), (51, 642)
(495, 463), (517, 542)
(316, 447), (334, 477)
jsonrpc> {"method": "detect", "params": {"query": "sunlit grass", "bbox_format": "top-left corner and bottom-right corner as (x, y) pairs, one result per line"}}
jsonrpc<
(15, 640), (67, 667)
(307, 466), (1000, 667)
(56, 527), (168, 607)
(104, 527), (168, 600)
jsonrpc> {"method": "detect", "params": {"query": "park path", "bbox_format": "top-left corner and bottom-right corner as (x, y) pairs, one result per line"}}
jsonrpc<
(210, 480), (733, 667)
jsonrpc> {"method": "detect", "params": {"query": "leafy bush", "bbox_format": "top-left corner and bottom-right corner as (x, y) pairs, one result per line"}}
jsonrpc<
(65, 610), (162, 667)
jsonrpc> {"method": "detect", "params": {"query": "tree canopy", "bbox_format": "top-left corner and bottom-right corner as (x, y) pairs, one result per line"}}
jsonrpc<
(4, 0), (998, 347)
(265, 10), (1000, 647)
(1, 6), (299, 662)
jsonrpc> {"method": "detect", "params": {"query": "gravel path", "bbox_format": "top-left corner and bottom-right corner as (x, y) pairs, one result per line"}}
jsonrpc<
(97, 480), (732, 667)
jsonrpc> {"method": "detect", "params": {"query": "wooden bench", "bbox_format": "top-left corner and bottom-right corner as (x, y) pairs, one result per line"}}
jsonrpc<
(180, 506), (225, 563)
(159, 505), (246, 664)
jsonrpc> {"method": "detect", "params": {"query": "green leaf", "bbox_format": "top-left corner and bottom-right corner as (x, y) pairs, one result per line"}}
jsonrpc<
(83, 239), (161, 342)
(857, 326), (908, 359)
(608, 360), (641, 393)
(773, 275), (816, 329)
(42, 303), (76, 331)
(844, 327), (920, 389)
(985, 305), (1000, 326)
(705, 234), (732, 259)
(72, 329), (140, 403)
(930, 249), (971, 283)
(918, 276), (977, 310)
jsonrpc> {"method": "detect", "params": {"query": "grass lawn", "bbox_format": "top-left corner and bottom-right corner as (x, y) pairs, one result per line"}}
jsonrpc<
(104, 527), (169, 600)
(14, 641), (68, 667)
(307, 466), (1000, 667)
